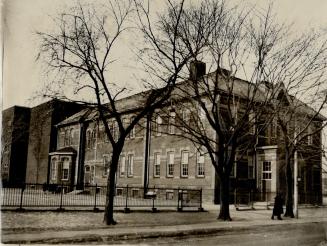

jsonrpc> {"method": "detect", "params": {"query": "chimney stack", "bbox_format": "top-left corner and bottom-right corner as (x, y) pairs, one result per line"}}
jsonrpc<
(189, 61), (206, 81)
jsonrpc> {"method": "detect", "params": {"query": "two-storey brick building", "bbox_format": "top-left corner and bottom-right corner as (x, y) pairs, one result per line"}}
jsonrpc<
(47, 67), (325, 204)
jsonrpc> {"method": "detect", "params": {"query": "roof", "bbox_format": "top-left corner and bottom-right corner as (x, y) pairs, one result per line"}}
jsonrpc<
(49, 147), (77, 155)
(56, 69), (326, 127)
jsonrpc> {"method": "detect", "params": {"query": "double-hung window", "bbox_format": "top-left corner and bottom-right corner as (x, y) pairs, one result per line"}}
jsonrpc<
(51, 158), (57, 181)
(127, 154), (134, 177)
(262, 161), (272, 180)
(181, 151), (189, 177)
(167, 152), (174, 177)
(62, 158), (70, 180)
(196, 150), (205, 177)
(154, 153), (161, 177)
(120, 155), (126, 177)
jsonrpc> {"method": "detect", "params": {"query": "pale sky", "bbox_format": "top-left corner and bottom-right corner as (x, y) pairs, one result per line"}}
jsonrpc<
(1, 0), (327, 109)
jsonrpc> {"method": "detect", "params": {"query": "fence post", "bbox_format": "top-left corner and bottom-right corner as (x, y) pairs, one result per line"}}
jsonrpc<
(58, 182), (64, 211)
(17, 183), (25, 211)
(93, 184), (99, 212)
(152, 186), (157, 213)
(178, 188), (183, 212)
(198, 188), (204, 212)
(124, 185), (130, 213)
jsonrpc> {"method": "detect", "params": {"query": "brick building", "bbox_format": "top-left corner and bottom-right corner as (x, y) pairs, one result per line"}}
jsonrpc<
(1, 106), (30, 186)
(47, 68), (324, 204)
(1, 100), (84, 186)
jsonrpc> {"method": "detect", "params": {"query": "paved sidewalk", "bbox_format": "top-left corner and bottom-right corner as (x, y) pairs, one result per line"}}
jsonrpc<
(2, 205), (327, 244)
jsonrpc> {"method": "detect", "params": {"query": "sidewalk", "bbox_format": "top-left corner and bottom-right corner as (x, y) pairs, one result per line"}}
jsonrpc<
(2, 205), (327, 244)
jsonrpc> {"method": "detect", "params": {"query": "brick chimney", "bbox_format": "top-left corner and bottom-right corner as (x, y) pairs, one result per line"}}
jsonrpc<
(189, 61), (206, 81)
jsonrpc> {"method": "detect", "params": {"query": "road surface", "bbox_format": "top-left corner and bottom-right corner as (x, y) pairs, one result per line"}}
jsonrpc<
(114, 222), (327, 246)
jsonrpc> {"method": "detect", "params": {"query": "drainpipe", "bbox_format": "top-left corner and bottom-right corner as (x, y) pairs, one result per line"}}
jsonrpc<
(143, 112), (152, 197)
(77, 121), (87, 189)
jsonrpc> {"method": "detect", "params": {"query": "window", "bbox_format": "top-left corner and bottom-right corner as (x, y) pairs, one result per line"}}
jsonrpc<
(127, 154), (134, 177)
(154, 153), (161, 177)
(308, 126), (313, 145)
(62, 158), (70, 180)
(168, 111), (176, 134)
(154, 115), (162, 136)
(91, 129), (96, 148)
(262, 161), (272, 180)
(120, 155), (126, 177)
(249, 110), (255, 135)
(271, 118), (277, 138)
(182, 109), (190, 130)
(129, 117), (135, 138)
(86, 130), (92, 149)
(51, 158), (57, 181)
(110, 122), (117, 141)
(167, 152), (174, 177)
(181, 151), (189, 177)
(132, 189), (139, 198)
(70, 129), (75, 145)
(103, 154), (110, 176)
(90, 166), (95, 184)
(116, 188), (123, 196)
(196, 150), (205, 177)
(166, 190), (174, 200)
(123, 118), (129, 138)
(64, 129), (70, 146)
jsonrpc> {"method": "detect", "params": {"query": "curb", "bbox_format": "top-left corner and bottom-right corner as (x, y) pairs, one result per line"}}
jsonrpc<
(3, 220), (326, 244)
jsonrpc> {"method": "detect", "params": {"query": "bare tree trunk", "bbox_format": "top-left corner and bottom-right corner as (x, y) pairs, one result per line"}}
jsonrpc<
(104, 151), (119, 225)
(284, 151), (294, 218)
(218, 174), (232, 221)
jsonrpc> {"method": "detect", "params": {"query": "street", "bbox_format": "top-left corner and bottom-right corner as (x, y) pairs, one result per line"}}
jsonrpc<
(115, 222), (327, 246)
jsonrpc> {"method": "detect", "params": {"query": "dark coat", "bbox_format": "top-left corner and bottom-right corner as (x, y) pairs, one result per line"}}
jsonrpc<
(273, 195), (284, 215)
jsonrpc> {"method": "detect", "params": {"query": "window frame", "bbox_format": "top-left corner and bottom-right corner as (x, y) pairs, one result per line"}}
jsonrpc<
(181, 150), (189, 178)
(127, 154), (134, 177)
(196, 150), (205, 177)
(262, 161), (272, 180)
(61, 158), (70, 181)
(167, 151), (174, 177)
(154, 152), (161, 177)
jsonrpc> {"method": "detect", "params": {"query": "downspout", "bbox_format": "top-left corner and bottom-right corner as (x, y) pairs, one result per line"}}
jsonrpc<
(77, 120), (87, 189)
(143, 112), (152, 197)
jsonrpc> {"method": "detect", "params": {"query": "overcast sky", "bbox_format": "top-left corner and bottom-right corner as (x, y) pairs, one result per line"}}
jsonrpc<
(2, 0), (327, 109)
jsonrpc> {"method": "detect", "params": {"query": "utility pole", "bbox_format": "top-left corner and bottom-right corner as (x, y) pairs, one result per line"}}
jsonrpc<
(294, 122), (299, 219)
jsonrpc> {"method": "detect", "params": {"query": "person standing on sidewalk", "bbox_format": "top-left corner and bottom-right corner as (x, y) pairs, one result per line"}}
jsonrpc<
(271, 193), (284, 220)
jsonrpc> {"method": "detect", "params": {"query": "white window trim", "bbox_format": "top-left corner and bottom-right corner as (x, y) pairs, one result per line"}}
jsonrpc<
(169, 111), (176, 135)
(120, 155), (126, 177)
(167, 151), (175, 177)
(262, 161), (272, 180)
(196, 150), (205, 177)
(61, 159), (70, 181)
(154, 152), (161, 177)
(127, 154), (134, 177)
(51, 159), (57, 181)
(181, 150), (189, 178)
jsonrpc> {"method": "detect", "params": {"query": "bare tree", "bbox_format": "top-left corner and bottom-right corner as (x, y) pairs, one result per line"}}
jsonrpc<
(264, 34), (327, 217)
(37, 0), (208, 225)
(157, 1), (327, 221)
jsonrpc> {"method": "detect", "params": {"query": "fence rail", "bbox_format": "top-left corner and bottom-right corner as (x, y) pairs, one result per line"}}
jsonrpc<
(1, 183), (203, 212)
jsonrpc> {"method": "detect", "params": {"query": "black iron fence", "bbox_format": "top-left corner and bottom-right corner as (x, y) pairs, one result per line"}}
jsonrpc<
(1, 183), (203, 212)
(233, 189), (322, 210)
